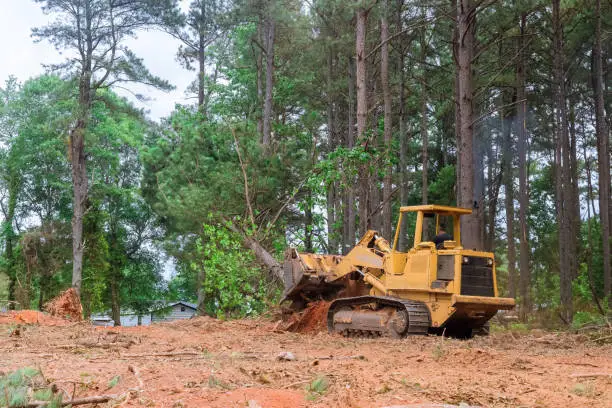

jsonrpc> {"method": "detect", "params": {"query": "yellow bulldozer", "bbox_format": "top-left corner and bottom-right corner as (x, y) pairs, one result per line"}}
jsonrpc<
(282, 205), (515, 338)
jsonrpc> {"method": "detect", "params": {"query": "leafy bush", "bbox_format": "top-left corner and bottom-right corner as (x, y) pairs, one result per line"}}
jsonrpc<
(192, 221), (275, 318)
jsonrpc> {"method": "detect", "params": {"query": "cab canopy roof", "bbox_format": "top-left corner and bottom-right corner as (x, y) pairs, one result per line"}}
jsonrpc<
(399, 205), (472, 215)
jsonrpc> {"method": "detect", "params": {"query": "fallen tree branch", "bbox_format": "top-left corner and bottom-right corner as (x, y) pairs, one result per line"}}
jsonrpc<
(569, 372), (612, 378)
(589, 334), (612, 343)
(313, 354), (365, 361)
(121, 351), (203, 358)
(52, 341), (135, 349)
(224, 219), (283, 282)
(25, 394), (118, 407)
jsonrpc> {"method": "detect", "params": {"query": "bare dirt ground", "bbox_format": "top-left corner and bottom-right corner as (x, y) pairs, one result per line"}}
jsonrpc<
(0, 314), (610, 408)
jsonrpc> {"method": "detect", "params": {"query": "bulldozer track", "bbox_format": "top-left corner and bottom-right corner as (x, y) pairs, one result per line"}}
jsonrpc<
(327, 296), (431, 338)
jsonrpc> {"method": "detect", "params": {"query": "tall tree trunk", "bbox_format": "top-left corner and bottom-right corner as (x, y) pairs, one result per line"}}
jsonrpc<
(552, 0), (573, 323)
(397, 0), (408, 250)
(456, 0), (480, 249)
(38, 274), (50, 312)
(305, 193), (314, 252)
(569, 102), (580, 281)
(327, 48), (337, 253)
(110, 275), (121, 326)
(502, 98), (517, 298)
(108, 227), (123, 324)
(71, 0), (93, 298)
(72, 84), (92, 298)
(197, 0), (207, 112)
(4, 173), (18, 309)
(584, 143), (605, 310)
(262, 16), (275, 146)
(198, 32), (206, 112)
(356, 7), (370, 236)
(421, 99), (428, 206)
(381, 0), (393, 240)
(593, 0), (611, 299)
(452, 0), (461, 206)
(486, 142), (500, 253)
(344, 57), (357, 253)
(196, 267), (206, 316)
(516, 12), (530, 320)
(256, 21), (264, 137)
(420, 7), (428, 208)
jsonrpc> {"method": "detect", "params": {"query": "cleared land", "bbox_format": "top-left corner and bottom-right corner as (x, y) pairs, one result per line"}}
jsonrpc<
(0, 313), (610, 408)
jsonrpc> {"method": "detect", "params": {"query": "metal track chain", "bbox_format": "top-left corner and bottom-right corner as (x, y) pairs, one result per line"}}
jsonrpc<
(327, 295), (431, 338)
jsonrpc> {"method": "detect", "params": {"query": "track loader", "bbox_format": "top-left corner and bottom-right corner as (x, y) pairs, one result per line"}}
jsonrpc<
(282, 205), (515, 338)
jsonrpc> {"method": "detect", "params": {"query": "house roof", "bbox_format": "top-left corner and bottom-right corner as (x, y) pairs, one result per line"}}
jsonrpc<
(150, 300), (198, 311)
(169, 301), (197, 310)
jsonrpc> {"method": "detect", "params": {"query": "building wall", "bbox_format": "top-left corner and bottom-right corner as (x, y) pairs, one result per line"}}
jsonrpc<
(120, 314), (152, 327)
(91, 314), (152, 327)
(151, 304), (196, 322)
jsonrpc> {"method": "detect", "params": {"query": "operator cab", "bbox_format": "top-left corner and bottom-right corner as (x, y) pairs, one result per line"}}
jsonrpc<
(392, 205), (472, 253)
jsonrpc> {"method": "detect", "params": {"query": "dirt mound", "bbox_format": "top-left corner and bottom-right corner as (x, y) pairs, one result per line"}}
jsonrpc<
(282, 301), (330, 333)
(0, 310), (70, 326)
(44, 288), (83, 321)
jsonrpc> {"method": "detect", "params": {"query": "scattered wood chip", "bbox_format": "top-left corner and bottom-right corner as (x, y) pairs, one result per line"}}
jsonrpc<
(569, 372), (612, 378)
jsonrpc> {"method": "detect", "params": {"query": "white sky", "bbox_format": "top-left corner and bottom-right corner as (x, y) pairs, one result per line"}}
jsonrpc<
(0, 0), (194, 121)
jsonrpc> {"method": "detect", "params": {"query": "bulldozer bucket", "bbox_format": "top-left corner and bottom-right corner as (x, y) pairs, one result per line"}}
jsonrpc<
(281, 248), (345, 306)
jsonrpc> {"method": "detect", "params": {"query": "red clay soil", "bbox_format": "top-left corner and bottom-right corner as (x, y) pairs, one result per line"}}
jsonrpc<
(44, 287), (83, 321)
(0, 317), (610, 408)
(284, 301), (330, 333)
(0, 310), (70, 326)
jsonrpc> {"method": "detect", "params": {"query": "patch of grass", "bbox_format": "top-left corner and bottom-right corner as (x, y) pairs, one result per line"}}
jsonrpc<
(571, 382), (597, 398)
(507, 322), (529, 332)
(33, 388), (53, 401)
(0, 367), (62, 407)
(305, 376), (329, 401)
(107, 375), (121, 389)
(432, 342), (447, 361)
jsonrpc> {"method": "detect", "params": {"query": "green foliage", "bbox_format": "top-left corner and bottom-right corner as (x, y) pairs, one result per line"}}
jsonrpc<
(571, 309), (610, 330)
(0, 367), (63, 407)
(0, 0), (609, 326)
(427, 165), (456, 206)
(309, 145), (384, 193)
(0, 272), (8, 302)
(191, 221), (273, 318)
(33, 388), (53, 401)
(305, 376), (329, 401)
(107, 375), (121, 389)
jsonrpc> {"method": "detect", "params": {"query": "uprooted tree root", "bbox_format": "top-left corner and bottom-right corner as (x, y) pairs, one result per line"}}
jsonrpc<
(44, 288), (83, 322)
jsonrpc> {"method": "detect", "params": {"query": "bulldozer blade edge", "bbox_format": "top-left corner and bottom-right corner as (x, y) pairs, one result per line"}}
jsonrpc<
(327, 296), (430, 338)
